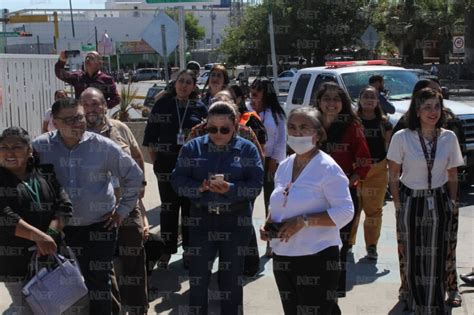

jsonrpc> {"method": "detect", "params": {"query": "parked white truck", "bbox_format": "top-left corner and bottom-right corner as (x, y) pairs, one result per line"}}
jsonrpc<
(284, 60), (474, 184)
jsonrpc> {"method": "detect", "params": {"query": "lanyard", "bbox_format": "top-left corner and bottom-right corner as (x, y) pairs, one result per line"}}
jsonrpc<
(22, 177), (41, 208)
(176, 99), (190, 134)
(417, 129), (438, 190)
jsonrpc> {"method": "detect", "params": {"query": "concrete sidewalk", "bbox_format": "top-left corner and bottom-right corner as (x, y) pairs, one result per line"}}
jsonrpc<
(0, 162), (472, 314)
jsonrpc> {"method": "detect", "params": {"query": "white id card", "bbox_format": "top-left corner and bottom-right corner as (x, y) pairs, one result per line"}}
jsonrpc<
(177, 132), (185, 145)
(427, 196), (435, 210)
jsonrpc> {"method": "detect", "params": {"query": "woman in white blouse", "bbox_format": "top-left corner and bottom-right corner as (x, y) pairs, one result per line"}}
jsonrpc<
(249, 78), (286, 256)
(387, 88), (464, 314)
(260, 107), (354, 314)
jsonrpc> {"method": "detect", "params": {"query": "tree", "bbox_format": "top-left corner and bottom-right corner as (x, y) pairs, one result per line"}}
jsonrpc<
(220, 0), (366, 65)
(372, 0), (465, 64)
(166, 10), (205, 49)
(465, 2), (474, 64)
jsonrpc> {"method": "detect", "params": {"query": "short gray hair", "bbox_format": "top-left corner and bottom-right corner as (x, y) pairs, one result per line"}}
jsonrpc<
(287, 107), (327, 143)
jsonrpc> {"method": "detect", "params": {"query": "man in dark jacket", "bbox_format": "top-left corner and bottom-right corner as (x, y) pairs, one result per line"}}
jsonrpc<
(55, 51), (121, 109)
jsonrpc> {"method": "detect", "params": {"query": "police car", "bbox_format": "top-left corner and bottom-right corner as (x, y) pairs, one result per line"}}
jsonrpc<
(285, 60), (474, 182)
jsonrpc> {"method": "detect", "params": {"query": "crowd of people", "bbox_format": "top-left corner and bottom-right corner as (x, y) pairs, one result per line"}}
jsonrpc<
(0, 50), (471, 315)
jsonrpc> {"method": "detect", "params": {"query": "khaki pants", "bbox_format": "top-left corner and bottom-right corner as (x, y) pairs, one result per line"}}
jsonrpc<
(349, 159), (388, 247)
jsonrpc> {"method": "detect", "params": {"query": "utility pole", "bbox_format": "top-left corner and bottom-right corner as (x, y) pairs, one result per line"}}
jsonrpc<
(268, 2), (279, 94)
(69, 0), (75, 38)
(178, 6), (185, 70)
(95, 26), (98, 50)
(2, 9), (8, 53)
(36, 35), (40, 54)
(210, 7), (216, 62)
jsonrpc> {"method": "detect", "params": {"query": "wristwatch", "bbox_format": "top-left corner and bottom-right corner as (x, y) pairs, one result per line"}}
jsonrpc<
(302, 214), (309, 227)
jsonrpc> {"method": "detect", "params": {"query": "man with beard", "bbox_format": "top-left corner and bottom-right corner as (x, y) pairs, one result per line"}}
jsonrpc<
(32, 97), (143, 314)
(80, 87), (150, 315)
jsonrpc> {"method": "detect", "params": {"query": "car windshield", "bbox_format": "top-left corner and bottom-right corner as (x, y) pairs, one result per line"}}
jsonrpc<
(341, 70), (418, 101)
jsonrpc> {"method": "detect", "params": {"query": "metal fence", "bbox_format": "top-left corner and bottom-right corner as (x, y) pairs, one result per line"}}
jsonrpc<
(0, 54), (65, 137)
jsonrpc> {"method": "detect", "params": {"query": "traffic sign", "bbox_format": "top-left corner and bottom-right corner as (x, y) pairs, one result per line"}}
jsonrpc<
(361, 25), (379, 51)
(453, 36), (464, 54)
(0, 32), (19, 37)
(140, 12), (178, 57)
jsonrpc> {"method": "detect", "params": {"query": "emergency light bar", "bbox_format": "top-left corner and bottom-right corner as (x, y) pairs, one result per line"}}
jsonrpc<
(325, 60), (388, 68)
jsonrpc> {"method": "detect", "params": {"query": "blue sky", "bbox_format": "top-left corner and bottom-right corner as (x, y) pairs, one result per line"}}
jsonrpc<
(3, 0), (106, 13)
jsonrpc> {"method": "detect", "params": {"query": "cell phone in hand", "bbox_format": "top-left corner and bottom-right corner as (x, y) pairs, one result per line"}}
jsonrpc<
(64, 50), (80, 58)
(264, 222), (284, 239)
(209, 174), (224, 183)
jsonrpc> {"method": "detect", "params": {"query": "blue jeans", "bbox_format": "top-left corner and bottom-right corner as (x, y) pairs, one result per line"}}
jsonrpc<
(64, 221), (118, 315)
(187, 207), (252, 315)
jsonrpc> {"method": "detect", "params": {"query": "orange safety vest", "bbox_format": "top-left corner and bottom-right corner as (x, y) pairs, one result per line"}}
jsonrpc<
(239, 111), (261, 126)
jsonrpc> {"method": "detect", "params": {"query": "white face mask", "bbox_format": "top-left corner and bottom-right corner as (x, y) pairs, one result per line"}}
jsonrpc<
(287, 135), (315, 155)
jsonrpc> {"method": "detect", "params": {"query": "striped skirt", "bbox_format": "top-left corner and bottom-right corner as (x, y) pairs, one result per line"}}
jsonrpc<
(396, 184), (454, 315)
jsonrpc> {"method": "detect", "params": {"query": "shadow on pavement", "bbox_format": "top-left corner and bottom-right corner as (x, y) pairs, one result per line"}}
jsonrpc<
(346, 254), (390, 293)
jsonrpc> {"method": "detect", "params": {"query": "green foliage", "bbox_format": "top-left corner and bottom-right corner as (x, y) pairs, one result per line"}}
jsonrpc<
(220, 0), (367, 65)
(371, 0), (466, 63)
(166, 11), (205, 45)
(114, 83), (142, 122)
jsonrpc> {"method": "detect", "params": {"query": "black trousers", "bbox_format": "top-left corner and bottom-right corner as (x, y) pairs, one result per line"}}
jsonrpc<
(64, 221), (117, 315)
(273, 246), (341, 315)
(263, 157), (276, 217)
(155, 154), (191, 254)
(337, 187), (358, 297)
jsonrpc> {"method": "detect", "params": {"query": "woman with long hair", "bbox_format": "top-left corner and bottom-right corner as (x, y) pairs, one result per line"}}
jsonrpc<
(387, 88), (463, 314)
(313, 82), (372, 297)
(143, 69), (207, 268)
(201, 64), (230, 107)
(350, 86), (392, 260)
(248, 78), (286, 256)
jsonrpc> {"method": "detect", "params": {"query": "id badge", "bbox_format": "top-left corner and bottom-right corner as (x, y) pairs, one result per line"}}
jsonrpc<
(427, 196), (435, 210)
(177, 131), (185, 145)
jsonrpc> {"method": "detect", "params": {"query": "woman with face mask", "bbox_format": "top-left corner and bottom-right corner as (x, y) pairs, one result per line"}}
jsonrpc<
(260, 107), (354, 315)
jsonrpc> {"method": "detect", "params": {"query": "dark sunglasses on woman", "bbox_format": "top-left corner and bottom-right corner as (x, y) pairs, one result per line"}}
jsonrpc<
(206, 126), (231, 134)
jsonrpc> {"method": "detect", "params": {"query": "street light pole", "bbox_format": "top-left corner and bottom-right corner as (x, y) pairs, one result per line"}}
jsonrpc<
(69, 0), (75, 38)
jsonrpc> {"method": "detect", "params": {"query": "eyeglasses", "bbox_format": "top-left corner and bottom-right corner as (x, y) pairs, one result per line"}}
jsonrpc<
(210, 72), (224, 78)
(55, 114), (85, 125)
(177, 78), (194, 85)
(206, 126), (232, 134)
(85, 56), (100, 62)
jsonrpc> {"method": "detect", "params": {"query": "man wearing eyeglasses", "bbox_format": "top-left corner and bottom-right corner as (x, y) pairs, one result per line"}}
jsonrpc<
(55, 51), (121, 109)
(32, 97), (143, 315)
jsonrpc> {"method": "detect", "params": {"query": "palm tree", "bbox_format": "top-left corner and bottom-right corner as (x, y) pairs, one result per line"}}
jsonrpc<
(113, 82), (142, 121)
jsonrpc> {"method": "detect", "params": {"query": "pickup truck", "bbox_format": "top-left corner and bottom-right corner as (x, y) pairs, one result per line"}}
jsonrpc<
(284, 61), (474, 184)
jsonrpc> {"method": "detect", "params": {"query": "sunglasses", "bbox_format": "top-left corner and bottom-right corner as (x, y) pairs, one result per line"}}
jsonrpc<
(206, 126), (232, 134)
(55, 114), (85, 125)
(85, 56), (100, 62)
